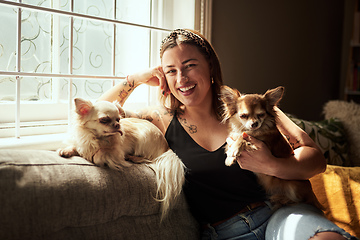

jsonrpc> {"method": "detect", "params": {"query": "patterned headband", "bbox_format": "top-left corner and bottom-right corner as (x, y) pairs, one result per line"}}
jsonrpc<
(160, 29), (211, 56)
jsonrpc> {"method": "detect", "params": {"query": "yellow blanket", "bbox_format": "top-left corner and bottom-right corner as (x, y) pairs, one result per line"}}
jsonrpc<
(310, 165), (360, 237)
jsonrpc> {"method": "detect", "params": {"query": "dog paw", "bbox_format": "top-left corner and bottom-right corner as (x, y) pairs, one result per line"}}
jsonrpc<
(57, 146), (78, 158)
(225, 156), (236, 166)
(57, 148), (68, 157)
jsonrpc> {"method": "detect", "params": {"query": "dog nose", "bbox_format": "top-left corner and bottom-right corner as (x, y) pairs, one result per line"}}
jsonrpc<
(114, 123), (120, 129)
(251, 122), (258, 129)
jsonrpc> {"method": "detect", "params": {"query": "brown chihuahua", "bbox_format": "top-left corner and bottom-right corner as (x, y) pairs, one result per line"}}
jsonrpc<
(220, 86), (322, 210)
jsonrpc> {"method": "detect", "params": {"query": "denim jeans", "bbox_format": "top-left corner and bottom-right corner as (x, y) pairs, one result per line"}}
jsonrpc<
(266, 203), (358, 240)
(201, 202), (272, 240)
(201, 203), (358, 240)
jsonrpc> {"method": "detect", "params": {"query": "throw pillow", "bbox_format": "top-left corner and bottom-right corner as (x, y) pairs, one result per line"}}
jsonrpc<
(323, 100), (360, 166)
(288, 115), (349, 166)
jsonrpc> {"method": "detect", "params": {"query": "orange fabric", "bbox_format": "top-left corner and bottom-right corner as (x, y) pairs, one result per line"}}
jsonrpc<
(310, 165), (360, 237)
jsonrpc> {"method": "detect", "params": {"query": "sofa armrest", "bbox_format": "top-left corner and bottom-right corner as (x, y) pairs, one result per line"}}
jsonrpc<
(0, 149), (199, 239)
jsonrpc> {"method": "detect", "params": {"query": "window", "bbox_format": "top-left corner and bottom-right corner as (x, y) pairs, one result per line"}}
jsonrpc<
(0, 0), (212, 149)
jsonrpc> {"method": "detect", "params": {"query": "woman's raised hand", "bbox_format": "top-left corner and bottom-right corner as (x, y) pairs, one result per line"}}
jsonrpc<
(98, 66), (169, 105)
(132, 66), (168, 92)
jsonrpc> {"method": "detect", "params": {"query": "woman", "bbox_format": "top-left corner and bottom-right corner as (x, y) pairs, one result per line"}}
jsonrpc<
(99, 29), (355, 240)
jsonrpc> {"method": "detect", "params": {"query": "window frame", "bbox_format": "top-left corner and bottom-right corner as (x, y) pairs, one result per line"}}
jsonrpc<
(0, 0), (212, 150)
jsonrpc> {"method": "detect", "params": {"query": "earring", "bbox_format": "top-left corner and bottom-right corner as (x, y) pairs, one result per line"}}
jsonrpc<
(211, 77), (214, 84)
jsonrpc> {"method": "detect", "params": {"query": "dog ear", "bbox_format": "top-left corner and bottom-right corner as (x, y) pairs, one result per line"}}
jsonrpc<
(113, 101), (126, 118)
(220, 85), (241, 104)
(220, 85), (241, 121)
(264, 86), (284, 107)
(74, 98), (93, 116)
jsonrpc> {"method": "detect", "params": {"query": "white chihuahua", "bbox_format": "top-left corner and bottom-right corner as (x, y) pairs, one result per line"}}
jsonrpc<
(58, 98), (185, 219)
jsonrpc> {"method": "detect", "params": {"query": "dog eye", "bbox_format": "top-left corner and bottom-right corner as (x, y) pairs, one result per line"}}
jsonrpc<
(240, 114), (249, 119)
(116, 118), (120, 122)
(99, 117), (111, 124)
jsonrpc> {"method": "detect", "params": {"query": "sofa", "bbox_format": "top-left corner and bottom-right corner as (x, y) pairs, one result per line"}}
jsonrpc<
(0, 100), (359, 239)
(0, 150), (200, 240)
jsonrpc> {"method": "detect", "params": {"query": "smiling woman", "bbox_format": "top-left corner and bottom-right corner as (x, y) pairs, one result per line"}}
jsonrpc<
(0, 0), (207, 148)
(162, 44), (212, 109)
(158, 29), (223, 120)
(97, 28), (357, 240)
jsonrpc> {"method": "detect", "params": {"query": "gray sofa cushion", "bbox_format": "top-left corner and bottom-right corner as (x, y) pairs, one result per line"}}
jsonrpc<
(0, 149), (199, 240)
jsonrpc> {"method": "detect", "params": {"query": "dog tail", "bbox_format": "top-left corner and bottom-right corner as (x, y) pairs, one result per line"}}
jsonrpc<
(148, 149), (186, 221)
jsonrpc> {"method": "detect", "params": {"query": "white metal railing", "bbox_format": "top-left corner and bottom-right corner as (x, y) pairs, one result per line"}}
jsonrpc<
(0, 0), (208, 148)
(0, 0), (173, 140)
(0, 0), (172, 32)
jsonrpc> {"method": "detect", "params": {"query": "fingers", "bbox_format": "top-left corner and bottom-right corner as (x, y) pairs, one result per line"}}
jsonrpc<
(153, 66), (165, 82)
(130, 66), (169, 95)
(148, 66), (163, 86)
(152, 66), (170, 96)
(159, 77), (169, 96)
(134, 66), (163, 87)
(242, 132), (258, 145)
(227, 132), (250, 144)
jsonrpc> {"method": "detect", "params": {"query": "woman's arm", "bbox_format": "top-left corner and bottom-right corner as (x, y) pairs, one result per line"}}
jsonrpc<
(97, 66), (171, 133)
(98, 76), (136, 106)
(98, 66), (166, 105)
(236, 107), (326, 180)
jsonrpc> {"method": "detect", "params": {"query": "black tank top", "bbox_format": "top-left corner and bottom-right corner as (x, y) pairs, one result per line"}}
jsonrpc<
(165, 116), (267, 224)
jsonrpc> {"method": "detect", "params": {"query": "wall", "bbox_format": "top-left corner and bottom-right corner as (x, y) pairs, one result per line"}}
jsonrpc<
(211, 0), (344, 120)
